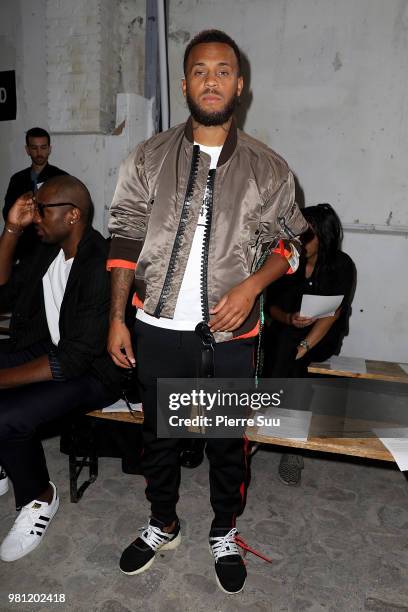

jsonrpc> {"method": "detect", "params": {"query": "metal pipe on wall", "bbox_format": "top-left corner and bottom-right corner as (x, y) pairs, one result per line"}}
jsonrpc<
(157, 0), (169, 130)
(342, 223), (408, 236)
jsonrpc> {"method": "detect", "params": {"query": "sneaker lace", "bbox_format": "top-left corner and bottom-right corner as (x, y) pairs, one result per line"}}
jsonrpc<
(139, 523), (171, 551)
(235, 533), (273, 564)
(210, 528), (241, 561)
(210, 528), (273, 564)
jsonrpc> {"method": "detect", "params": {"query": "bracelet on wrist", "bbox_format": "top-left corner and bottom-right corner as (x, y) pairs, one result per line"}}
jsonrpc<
(5, 223), (24, 235)
(298, 339), (310, 351)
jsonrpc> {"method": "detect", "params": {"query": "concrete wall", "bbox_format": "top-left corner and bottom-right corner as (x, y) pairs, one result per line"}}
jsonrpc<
(0, 0), (146, 234)
(167, 0), (408, 362)
(0, 0), (407, 361)
(46, 0), (123, 133)
(0, 0), (49, 213)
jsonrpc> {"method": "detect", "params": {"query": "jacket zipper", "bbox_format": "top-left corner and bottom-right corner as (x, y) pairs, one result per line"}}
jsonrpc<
(200, 169), (216, 322)
(153, 144), (200, 317)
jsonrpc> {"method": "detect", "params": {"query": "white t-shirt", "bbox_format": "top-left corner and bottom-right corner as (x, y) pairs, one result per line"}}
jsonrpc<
(137, 143), (222, 330)
(42, 249), (74, 345)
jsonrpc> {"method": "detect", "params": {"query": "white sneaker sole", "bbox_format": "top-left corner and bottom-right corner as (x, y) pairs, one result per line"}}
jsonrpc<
(0, 496), (60, 562)
(120, 531), (181, 576)
(0, 477), (9, 496)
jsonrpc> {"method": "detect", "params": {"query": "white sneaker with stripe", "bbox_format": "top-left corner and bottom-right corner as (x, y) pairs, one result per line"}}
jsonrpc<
(0, 482), (59, 562)
(0, 467), (9, 496)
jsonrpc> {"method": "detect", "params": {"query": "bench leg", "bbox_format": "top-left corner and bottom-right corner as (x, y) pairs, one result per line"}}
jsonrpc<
(69, 418), (99, 503)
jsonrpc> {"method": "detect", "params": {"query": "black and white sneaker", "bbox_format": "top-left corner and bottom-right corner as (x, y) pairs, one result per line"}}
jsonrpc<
(0, 467), (9, 496)
(209, 527), (273, 594)
(0, 482), (59, 562)
(120, 517), (181, 575)
(209, 527), (247, 594)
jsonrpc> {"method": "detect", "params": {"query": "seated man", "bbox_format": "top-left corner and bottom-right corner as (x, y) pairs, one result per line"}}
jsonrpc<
(0, 176), (121, 562)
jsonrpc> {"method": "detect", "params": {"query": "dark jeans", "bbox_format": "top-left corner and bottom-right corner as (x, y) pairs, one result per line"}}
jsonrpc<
(133, 319), (254, 529)
(0, 344), (117, 507)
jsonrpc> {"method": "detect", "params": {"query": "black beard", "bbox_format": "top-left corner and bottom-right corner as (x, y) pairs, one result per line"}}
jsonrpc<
(186, 91), (238, 126)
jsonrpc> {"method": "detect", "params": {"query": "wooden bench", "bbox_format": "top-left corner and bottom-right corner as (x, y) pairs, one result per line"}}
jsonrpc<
(68, 406), (144, 502)
(69, 358), (408, 500)
(308, 359), (408, 384)
(246, 358), (408, 462)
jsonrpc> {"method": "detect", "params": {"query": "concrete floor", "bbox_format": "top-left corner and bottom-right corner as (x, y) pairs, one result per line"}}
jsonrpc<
(0, 437), (408, 612)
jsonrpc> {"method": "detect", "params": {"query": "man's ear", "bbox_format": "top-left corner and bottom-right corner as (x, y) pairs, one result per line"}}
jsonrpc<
(66, 207), (81, 225)
(25, 145), (30, 156)
(48, 144), (52, 155)
(181, 78), (187, 98)
(236, 75), (244, 99)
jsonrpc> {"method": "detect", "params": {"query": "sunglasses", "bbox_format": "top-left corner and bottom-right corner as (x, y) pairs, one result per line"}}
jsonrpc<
(35, 201), (79, 218)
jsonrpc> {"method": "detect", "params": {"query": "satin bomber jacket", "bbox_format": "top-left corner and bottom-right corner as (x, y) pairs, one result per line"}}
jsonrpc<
(108, 117), (308, 342)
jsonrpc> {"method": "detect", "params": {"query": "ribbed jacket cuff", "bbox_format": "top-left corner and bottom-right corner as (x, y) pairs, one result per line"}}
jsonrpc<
(48, 349), (66, 381)
(108, 236), (143, 263)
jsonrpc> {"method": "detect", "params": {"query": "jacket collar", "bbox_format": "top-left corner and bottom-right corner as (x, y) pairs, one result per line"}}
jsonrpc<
(59, 226), (96, 296)
(184, 116), (238, 167)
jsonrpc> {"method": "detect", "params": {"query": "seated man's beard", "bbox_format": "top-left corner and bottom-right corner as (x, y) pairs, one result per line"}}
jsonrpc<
(186, 91), (238, 126)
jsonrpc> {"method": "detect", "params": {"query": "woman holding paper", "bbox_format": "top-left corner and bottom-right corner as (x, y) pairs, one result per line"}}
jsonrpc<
(263, 203), (355, 483)
(265, 203), (354, 377)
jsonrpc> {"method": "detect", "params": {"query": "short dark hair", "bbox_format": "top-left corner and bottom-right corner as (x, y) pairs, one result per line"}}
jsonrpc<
(26, 127), (50, 146)
(183, 29), (242, 76)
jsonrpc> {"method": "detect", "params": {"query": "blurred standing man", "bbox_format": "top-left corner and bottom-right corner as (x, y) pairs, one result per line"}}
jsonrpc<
(3, 127), (68, 261)
(107, 30), (307, 594)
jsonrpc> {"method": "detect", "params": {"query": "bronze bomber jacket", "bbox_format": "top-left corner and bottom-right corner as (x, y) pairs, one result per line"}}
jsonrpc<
(108, 117), (307, 342)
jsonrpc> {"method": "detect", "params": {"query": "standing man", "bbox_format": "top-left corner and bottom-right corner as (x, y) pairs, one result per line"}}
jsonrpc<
(107, 30), (307, 594)
(3, 127), (68, 260)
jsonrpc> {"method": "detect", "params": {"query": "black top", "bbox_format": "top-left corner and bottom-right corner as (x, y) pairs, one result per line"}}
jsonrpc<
(3, 163), (68, 261)
(266, 250), (355, 349)
(0, 227), (122, 392)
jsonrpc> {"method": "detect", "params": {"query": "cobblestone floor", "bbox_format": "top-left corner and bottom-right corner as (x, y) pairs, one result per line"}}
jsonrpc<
(1, 438), (407, 612)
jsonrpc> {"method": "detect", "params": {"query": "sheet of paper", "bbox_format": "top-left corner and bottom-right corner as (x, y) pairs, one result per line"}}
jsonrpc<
(300, 294), (343, 319)
(398, 363), (408, 376)
(257, 407), (312, 442)
(102, 398), (143, 413)
(373, 428), (408, 471)
(328, 355), (367, 374)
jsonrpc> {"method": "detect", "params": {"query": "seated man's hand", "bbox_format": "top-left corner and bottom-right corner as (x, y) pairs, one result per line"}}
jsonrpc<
(209, 279), (256, 332)
(107, 320), (135, 369)
(8, 192), (35, 229)
(289, 312), (316, 329)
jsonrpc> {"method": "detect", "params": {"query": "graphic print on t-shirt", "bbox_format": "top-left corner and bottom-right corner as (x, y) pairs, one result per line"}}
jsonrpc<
(137, 143), (222, 331)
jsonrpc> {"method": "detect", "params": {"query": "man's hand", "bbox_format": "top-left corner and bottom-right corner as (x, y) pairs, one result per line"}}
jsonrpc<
(289, 312), (316, 329)
(295, 345), (308, 360)
(107, 319), (135, 369)
(7, 192), (35, 228)
(209, 279), (257, 332)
